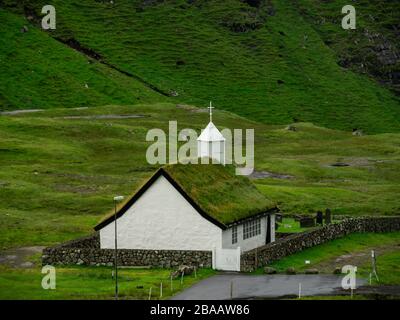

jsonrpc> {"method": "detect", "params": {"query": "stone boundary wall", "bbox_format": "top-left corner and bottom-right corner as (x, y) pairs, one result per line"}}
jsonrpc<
(42, 233), (212, 268)
(43, 216), (400, 270)
(241, 216), (400, 272)
(52, 232), (100, 249)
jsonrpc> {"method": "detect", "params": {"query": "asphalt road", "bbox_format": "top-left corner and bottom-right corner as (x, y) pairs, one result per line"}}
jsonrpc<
(172, 273), (366, 300)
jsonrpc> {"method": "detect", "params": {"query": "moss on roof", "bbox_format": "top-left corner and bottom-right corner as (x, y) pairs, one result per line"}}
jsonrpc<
(163, 163), (276, 225)
(95, 162), (277, 230)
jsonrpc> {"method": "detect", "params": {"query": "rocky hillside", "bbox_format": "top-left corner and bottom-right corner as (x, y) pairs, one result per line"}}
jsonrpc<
(295, 0), (400, 94)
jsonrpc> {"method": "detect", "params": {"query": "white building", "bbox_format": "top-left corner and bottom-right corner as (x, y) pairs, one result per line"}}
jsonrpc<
(95, 108), (278, 269)
(197, 102), (226, 165)
(95, 166), (277, 252)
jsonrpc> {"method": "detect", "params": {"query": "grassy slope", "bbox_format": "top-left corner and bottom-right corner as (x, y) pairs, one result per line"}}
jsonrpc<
(1, 0), (400, 133)
(267, 232), (400, 273)
(0, 9), (165, 110)
(0, 103), (399, 249)
(0, 265), (215, 299)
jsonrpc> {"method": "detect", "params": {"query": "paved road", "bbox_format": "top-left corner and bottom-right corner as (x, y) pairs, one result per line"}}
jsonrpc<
(172, 274), (366, 300)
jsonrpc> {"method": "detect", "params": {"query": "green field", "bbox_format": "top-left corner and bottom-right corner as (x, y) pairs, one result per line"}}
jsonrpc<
(359, 250), (400, 285)
(267, 232), (400, 274)
(276, 217), (309, 233)
(0, 103), (399, 249)
(1, 1), (400, 133)
(0, 265), (215, 300)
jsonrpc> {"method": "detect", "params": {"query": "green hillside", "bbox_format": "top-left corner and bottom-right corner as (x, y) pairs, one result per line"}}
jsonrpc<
(1, 0), (400, 133)
(295, 0), (400, 94)
(0, 9), (165, 110)
(0, 103), (399, 249)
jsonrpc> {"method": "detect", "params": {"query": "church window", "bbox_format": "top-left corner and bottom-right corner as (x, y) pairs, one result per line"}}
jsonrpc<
(232, 225), (238, 244)
(243, 218), (261, 240)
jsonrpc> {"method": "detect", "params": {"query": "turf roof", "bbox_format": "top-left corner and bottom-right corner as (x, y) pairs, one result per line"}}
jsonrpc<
(163, 163), (277, 225)
(95, 164), (277, 230)
(95, 162), (277, 230)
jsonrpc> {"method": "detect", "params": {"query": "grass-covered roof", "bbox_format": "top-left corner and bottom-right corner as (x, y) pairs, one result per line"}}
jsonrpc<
(95, 162), (277, 230)
(163, 163), (277, 226)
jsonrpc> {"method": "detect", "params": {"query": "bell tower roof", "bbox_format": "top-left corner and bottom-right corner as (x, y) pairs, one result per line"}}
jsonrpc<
(197, 121), (225, 142)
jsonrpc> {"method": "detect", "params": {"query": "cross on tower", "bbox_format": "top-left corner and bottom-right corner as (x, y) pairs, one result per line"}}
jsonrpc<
(208, 101), (214, 122)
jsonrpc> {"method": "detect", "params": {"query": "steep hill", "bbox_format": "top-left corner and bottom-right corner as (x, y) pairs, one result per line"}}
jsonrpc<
(295, 0), (400, 94)
(0, 9), (165, 110)
(1, 0), (400, 133)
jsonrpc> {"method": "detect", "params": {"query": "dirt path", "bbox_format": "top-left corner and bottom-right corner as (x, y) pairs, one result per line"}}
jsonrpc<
(58, 114), (148, 120)
(0, 109), (44, 115)
(312, 242), (400, 273)
(0, 246), (45, 268)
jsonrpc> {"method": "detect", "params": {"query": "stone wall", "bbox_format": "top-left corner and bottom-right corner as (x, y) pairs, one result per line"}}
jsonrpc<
(52, 232), (100, 249)
(42, 233), (212, 268)
(241, 216), (400, 271)
(43, 216), (400, 270)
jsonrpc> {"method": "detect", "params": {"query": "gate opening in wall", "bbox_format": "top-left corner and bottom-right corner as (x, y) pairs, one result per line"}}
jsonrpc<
(212, 247), (241, 272)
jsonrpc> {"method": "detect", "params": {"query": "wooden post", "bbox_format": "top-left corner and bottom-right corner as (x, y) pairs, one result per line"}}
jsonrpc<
(160, 282), (163, 298)
(194, 267), (197, 278)
(230, 281), (233, 299)
(180, 272), (184, 285)
(255, 248), (258, 269)
(371, 250), (379, 282)
(298, 283), (302, 299)
(170, 275), (173, 292)
(148, 287), (152, 300)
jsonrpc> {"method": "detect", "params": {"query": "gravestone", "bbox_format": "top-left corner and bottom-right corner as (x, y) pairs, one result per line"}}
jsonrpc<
(300, 217), (315, 228)
(325, 208), (332, 224)
(316, 211), (323, 225)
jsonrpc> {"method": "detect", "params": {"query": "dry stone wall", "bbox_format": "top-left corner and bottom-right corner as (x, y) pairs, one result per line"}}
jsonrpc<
(42, 216), (400, 270)
(241, 216), (400, 271)
(42, 233), (212, 267)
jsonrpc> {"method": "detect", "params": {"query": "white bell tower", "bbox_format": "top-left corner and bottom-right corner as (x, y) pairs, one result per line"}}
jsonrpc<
(197, 102), (226, 165)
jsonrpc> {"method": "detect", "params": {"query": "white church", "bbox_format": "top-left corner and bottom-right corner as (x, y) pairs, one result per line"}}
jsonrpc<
(95, 104), (278, 262)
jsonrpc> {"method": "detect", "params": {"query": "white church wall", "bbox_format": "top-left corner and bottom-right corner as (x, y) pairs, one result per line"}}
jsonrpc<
(221, 216), (267, 252)
(100, 175), (222, 251)
(221, 214), (276, 252)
